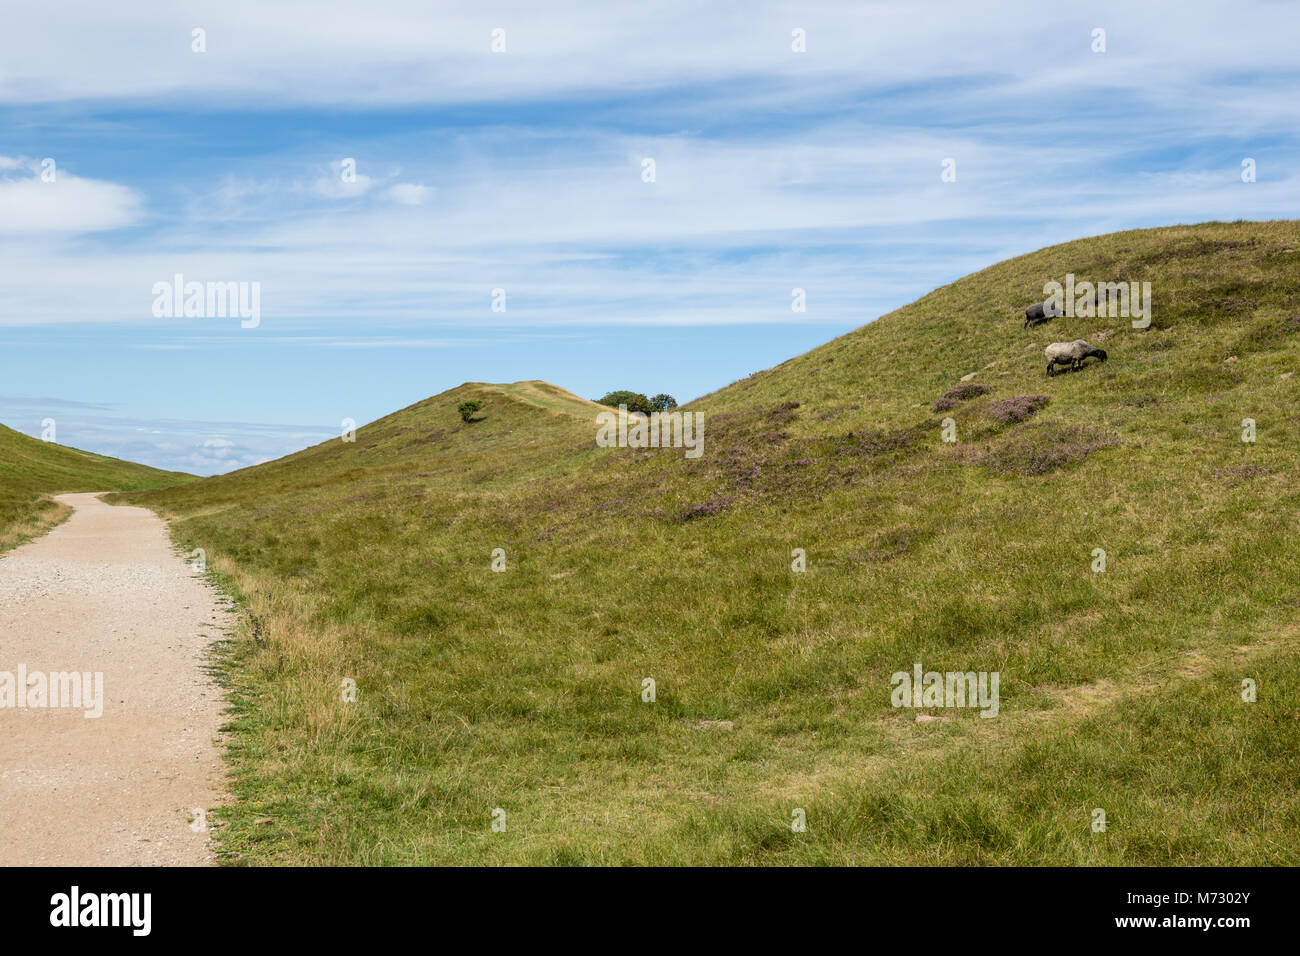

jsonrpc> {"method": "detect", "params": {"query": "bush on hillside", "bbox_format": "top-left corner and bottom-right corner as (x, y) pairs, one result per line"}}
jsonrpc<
(596, 390), (652, 414)
(596, 391), (679, 414)
(458, 400), (484, 423)
(988, 394), (1050, 425)
(932, 383), (992, 412)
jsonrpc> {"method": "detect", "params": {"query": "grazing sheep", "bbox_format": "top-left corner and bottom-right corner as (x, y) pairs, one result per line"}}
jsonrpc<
(1024, 300), (1058, 328)
(1045, 340), (1107, 376)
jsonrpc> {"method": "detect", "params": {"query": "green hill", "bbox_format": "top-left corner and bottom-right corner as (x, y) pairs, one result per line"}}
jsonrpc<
(122, 220), (1300, 865)
(0, 423), (194, 553)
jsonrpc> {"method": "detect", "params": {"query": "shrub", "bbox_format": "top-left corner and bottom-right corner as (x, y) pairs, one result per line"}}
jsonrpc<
(596, 390), (654, 414)
(835, 426), (916, 457)
(767, 401), (802, 424)
(932, 383), (991, 412)
(948, 383), (992, 401)
(458, 400), (484, 423)
(988, 394), (1050, 424)
(597, 391), (679, 414)
(679, 496), (732, 521)
(983, 423), (1119, 476)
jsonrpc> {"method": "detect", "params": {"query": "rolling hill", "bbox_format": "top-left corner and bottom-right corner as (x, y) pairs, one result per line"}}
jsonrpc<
(120, 220), (1300, 865)
(0, 424), (194, 553)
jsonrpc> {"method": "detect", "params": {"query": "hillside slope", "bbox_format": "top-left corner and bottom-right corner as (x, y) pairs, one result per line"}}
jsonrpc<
(0, 424), (193, 553)
(123, 220), (1300, 865)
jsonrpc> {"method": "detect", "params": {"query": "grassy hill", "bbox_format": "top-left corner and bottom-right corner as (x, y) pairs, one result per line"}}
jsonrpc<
(0, 424), (194, 553)
(121, 220), (1300, 865)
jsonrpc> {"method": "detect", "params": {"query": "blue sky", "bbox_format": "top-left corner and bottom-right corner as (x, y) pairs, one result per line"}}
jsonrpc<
(2, 1), (1298, 475)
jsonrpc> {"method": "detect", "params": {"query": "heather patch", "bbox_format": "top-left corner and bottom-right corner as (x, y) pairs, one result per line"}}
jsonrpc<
(988, 394), (1051, 425)
(679, 496), (732, 521)
(983, 423), (1119, 476)
(835, 425), (917, 458)
(767, 401), (802, 425)
(932, 383), (992, 412)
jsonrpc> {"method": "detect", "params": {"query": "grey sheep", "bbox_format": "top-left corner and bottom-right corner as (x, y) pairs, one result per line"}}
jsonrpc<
(1045, 340), (1107, 376)
(1024, 300), (1059, 328)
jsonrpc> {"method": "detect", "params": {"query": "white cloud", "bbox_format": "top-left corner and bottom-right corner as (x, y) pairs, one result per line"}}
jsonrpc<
(382, 183), (432, 206)
(311, 162), (374, 199)
(0, 157), (142, 234)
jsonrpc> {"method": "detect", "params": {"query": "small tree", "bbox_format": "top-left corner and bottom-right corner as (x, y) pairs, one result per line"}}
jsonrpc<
(458, 400), (484, 423)
(595, 390), (654, 415)
(596, 390), (680, 414)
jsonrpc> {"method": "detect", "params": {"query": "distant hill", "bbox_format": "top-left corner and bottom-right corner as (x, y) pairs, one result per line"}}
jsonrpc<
(0, 423), (193, 553)
(122, 220), (1300, 865)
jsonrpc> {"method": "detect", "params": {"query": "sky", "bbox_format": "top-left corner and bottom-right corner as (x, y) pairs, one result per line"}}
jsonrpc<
(2, 1), (1298, 475)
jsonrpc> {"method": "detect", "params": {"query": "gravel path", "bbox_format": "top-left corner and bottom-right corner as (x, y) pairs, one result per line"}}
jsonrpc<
(0, 493), (231, 866)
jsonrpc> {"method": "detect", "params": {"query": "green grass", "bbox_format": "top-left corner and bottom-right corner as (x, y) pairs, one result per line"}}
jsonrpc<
(0, 423), (194, 553)
(120, 220), (1300, 864)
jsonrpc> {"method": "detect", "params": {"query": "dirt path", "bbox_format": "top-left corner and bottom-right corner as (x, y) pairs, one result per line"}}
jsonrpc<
(0, 493), (231, 865)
